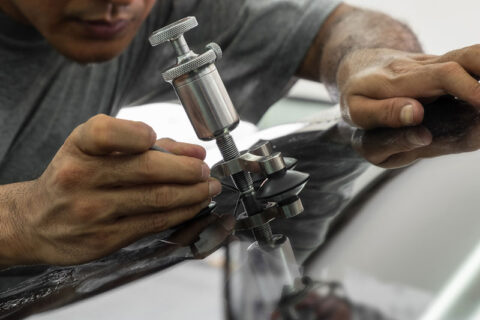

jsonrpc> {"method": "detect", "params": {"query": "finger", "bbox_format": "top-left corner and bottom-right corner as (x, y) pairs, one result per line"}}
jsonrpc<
(347, 95), (424, 129)
(351, 62), (480, 107)
(71, 114), (156, 155)
(92, 151), (210, 186)
(100, 178), (221, 217)
(353, 126), (432, 165)
(113, 200), (212, 238)
(434, 62), (480, 107)
(155, 138), (206, 160)
(438, 45), (480, 77)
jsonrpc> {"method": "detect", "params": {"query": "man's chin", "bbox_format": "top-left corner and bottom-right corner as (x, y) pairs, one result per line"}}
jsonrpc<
(59, 48), (122, 64)
(51, 40), (129, 64)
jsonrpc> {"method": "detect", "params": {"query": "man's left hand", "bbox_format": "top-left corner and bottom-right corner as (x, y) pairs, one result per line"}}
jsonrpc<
(337, 45), (480, 129)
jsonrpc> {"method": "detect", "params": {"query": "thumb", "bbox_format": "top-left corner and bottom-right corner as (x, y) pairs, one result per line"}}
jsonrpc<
(346, 95), (424, 129)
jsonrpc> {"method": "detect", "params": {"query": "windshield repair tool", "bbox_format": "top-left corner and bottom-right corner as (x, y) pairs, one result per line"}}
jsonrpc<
(148, 17), (309, 249)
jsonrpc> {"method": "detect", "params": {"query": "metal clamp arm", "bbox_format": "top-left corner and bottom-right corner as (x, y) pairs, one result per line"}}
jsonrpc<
(210, 152), (287, 179)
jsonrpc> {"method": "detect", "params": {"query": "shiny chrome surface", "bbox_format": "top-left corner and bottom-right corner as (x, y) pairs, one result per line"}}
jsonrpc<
(148, 16), (198, 47)
(260, 153), (286, 176)
(149, 17), (238, 141)
(173, 64), (239, 140)
(211, 151), (286, 178)
(249, 140), (274, 156)
(164, 49), (217, 81)
(235, 199), (304, 231)
(277, 197), (304, 219)
(150, 16), (293, 247)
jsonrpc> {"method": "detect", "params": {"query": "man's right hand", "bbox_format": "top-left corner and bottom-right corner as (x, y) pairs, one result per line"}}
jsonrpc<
(0, 114), (221, 266)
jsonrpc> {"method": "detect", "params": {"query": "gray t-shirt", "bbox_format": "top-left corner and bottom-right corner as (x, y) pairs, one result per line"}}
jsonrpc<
(0, 0), (340, 184)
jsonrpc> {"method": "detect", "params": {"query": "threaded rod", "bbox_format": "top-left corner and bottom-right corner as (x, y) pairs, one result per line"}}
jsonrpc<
(215, 132), (273, 244)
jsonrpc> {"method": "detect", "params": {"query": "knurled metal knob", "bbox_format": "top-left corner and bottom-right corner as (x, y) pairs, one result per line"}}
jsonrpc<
(162, 50), (217, 82)
(149, 16), (198, 46)
(206, 42), (222, 60)
(148, 16), (237, 143)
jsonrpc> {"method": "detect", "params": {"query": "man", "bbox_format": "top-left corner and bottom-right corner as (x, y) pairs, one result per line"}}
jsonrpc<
(0, 0), (478, 267)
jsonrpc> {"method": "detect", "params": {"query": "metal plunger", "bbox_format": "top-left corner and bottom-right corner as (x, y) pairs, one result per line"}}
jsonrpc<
(149, 17), (274, 244)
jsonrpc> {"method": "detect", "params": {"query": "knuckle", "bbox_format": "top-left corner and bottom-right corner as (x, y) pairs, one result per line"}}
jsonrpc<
(183, 157), (203, 179)
(150, 214), (169, 231)
(87, 231), (112, 249)
(138, 153), (155, 179)
(472, 84), (480, 99)
(385, 59), (409, 75)
(135, 121), (155, 144)
(357, 71), (396, 96)
(459, 46), (477, 63)
(152, 186), (178, 209)
(439, 61), (462, 75)
(73, 199), (105, 222)
(463, 44), (480, 58)
(67, 125), (83, 145)
(89, 113), (109, 123)
(54, 162), (87, 190)
(376, 73), (397, 94)
(381, 99), (398, 126)
(157, 137), (175, 145)
(198, 181), (210, 199)
(384, 73), (403, 88)
(88, 115), (114, 149)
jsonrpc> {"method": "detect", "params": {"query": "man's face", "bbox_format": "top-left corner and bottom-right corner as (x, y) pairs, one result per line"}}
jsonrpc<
(1, 0), (156, 63)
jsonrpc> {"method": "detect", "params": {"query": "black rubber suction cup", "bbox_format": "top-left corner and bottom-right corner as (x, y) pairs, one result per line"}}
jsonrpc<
(256, 170), (309, 202)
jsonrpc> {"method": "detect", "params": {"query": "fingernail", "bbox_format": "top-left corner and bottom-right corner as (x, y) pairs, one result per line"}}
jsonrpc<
(150, 130), (157, 145)
(201, 163), (210, 181)
(209, 178), (222, 197)
(406, 130), (429, 146)
(400, 104), (414, 125)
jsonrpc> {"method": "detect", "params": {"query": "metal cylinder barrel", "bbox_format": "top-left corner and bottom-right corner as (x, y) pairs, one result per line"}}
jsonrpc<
(172, 64), (239, 141)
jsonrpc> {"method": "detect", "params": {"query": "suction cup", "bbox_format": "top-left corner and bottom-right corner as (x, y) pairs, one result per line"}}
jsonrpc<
(256, 170), (309, 202)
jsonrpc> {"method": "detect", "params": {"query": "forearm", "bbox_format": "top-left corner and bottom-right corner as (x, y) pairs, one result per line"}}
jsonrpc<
(0, 182), (34, 267)
(298, 4), (422, 100)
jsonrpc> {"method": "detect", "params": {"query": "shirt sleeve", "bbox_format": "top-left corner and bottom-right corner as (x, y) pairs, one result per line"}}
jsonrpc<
(201, 0), (343, 123)
(118, 0), (342, 123)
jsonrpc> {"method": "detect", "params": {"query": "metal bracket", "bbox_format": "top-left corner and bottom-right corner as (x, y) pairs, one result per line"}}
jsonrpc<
(211, 151), (287, 179)
(235, 198), (304, 231)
